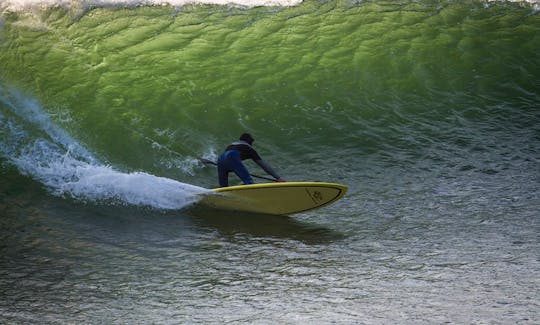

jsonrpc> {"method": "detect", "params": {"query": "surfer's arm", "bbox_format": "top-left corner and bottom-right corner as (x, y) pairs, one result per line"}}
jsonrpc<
(254, 159), (284, 181)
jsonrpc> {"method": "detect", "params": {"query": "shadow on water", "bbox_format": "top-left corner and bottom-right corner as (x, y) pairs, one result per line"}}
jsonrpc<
(41, 200), (344, 246)
(185, 205), (344, 245)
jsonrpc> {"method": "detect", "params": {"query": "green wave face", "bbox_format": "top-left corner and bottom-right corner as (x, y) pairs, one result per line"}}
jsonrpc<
(1, 0), (539, 188)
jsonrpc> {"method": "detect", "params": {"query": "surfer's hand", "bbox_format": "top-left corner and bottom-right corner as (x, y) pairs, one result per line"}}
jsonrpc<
(276, 178), (286, 182)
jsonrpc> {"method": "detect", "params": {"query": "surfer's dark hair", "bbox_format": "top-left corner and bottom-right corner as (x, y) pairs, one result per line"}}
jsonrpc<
(240, 133), (254, 145)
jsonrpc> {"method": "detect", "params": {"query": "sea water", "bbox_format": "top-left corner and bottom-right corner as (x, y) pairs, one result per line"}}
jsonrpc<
(1, 0), (539, 323)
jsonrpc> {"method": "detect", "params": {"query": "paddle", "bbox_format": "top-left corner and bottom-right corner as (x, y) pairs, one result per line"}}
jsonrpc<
(198, 158), (278, 182)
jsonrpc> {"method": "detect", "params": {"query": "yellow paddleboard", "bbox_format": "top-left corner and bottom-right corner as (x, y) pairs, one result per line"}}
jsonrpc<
(199, 182), (347, 215)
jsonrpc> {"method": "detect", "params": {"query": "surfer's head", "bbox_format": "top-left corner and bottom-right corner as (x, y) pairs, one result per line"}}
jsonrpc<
(240, 133), (254, 145)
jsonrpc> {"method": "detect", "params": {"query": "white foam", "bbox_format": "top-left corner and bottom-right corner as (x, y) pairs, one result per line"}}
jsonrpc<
(2, 88), (98, 165)
(0, 86), (209, 210)
(0, 0), (303, 12)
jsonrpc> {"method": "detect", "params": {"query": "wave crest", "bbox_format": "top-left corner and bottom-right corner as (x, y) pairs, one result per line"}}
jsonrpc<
(1, 0), (303, 13)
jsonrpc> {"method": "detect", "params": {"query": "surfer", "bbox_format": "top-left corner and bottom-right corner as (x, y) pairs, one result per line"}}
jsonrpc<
(217, 133), (285, 187)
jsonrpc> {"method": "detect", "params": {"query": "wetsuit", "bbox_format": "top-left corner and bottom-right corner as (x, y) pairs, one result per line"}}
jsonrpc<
(217, 140), (280, 187)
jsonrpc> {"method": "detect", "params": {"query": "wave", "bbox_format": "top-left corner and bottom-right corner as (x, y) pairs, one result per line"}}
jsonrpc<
(1, 0), (538, 194)
(0, 85), (208, 209)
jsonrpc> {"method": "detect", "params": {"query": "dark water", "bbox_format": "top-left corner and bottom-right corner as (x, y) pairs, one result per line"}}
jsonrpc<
(1, 0), (539, 323)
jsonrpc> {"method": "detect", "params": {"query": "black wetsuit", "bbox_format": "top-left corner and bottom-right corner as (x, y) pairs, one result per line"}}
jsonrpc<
(217, 141), (280, 187)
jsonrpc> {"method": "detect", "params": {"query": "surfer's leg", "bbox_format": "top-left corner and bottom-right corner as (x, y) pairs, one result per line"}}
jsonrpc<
(219, 150), (253, 185)
(218, 169), (229, 187)
(232, 160), (254, 185)
(217, 152), (230, 187)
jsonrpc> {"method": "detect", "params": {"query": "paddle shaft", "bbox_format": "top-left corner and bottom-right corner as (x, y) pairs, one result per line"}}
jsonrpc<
(199, 158), (277, 182)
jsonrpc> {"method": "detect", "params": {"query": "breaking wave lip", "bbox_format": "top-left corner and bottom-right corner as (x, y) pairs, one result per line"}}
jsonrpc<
(0, 85), (209, 210)
(2, 0), (539, 13)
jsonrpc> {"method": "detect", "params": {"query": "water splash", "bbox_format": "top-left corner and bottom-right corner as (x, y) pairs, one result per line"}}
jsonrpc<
(0, 85), (208, 209)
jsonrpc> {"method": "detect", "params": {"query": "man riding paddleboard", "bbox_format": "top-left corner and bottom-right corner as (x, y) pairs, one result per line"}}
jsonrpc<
(217, 133), (285, 187)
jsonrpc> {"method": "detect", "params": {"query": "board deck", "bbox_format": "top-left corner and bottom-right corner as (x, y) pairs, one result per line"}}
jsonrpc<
(199, 182), (347, 215)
